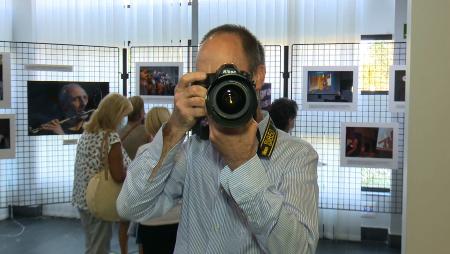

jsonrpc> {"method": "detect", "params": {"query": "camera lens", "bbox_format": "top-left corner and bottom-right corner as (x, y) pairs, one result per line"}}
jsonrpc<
(216, 85), (246, 115)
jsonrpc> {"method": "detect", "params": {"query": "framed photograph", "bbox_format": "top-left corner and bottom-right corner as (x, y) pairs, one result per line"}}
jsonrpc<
(0, 53), (11, 108)
(259, 82), (271, 111)
(136, 62), (183, 103)
(302, 66), (358, 111)
(389, 65), (406, 112)
(340, 122), (399, 169)
(27, 81), (109, 136)
(0, 114), (16, 159)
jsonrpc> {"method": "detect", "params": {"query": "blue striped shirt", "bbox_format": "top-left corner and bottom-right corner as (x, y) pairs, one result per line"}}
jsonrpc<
(117, 114), (319, 253)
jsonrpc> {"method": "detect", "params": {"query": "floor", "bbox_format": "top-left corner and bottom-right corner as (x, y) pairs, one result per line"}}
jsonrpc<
(0, 217), (401, 254)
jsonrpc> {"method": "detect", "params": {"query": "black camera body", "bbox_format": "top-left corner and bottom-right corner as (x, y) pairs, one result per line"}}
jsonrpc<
(192, 64), (258, 139)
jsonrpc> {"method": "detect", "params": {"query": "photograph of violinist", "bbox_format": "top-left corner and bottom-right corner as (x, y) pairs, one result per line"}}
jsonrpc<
(27, 81), (109, 135)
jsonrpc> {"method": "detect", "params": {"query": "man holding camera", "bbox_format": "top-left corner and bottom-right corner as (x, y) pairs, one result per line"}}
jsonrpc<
(117, 24), (319, 253)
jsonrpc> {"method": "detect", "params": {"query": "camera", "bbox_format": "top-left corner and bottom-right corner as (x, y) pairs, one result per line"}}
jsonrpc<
(192, 64), (258, 139)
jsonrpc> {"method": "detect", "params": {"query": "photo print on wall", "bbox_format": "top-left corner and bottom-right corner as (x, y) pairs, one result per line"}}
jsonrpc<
(302, 66), (358, 111)
(259, 82), (271, 111)
(0, 114), (16, 159)
(340, 122), (399, 169)
(136, 62), (183, 103)
(0, 53), (11, 108)
(27, 81), (109, 136)
(389, 65), (406, 112)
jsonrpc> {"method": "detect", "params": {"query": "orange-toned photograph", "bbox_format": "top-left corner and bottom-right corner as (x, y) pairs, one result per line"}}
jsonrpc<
(136, 62), (182, 97)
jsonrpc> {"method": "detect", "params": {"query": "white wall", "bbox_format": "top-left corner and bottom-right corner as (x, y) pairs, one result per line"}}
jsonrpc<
(358, 0), (395, 36)
(42, 203), (79, 218)
(394, 0), (407, 42)
(0, 208), (8, 220)
(403, 0), (450, 253)
(11, 0), (33, 42)
(0, 0), (13, 40)
(320, 209), (396, 241)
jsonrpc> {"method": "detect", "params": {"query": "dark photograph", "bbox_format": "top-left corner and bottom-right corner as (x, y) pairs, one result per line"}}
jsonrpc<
(394, 69), (406, 102)
(259, 82), (271, 110)
(307, 70), (354, 103)
(345, 126), (394, 159)
(0, 54), (3, 101)
(27, 81), (109, 136)
(0, 118), (11, 149)
(137, 63), (182, 96)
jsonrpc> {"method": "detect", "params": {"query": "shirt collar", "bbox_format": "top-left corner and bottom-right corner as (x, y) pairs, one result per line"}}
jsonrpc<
(258, 111), (270, 135)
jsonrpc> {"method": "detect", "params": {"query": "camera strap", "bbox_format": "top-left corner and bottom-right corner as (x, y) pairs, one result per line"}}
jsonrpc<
(257, 118), (278, 159)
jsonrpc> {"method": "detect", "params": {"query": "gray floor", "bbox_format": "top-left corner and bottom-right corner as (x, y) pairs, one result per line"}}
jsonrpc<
(0, 217), (400, 254)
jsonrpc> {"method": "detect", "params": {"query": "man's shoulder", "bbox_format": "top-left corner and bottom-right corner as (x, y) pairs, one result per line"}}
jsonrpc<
(275, 130), (318, 158)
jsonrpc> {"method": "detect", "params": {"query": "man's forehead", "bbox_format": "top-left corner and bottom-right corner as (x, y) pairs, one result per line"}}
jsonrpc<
(196, 33), (249, 73)
(68, 86), (87, 95)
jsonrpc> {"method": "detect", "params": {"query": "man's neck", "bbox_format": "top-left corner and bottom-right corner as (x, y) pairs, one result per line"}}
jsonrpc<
(255, 108), (263, 123)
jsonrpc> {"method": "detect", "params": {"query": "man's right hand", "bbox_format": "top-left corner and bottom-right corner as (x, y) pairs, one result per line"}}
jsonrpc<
(152, 72), (207, 178)
(165, 72), (208, 139)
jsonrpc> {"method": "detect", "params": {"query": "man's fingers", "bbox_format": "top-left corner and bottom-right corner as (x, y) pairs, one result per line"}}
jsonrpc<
(177, 72), (207, 89)
(186, 97), (206, 108)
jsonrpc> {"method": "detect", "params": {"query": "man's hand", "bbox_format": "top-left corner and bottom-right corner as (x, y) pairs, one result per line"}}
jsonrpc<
(41, 119), (65, 135)
(152, 72), (208, 178)
(209, 119), (258, 170)
(165, 72), (208, 139)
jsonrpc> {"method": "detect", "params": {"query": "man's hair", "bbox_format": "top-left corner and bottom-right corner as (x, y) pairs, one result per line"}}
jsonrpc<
(58, 83), (85, 110)
(127, 96), (144, 122)
(200, 24), (265, 74)
(269, 98), (298, 132)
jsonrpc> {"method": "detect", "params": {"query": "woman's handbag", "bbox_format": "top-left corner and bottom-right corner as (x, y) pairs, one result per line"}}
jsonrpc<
(86, 131), (122, 222)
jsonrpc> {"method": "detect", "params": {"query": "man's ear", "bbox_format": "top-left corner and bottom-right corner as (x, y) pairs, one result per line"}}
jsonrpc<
(253, 64), (266, 91)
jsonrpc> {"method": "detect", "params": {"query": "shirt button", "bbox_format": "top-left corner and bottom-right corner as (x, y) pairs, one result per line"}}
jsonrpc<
(214, 224), (220, 231)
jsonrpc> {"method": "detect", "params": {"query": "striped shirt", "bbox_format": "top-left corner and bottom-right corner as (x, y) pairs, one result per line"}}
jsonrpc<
(117, 114), (319, 253)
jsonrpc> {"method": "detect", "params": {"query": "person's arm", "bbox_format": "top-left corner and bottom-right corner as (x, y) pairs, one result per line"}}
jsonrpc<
(150, 71), (207, 178)
(117, 71), (206, 221)
(108, 142), (126, 183)
(219, 141), (319, 254)
(116, 127), (186, 222)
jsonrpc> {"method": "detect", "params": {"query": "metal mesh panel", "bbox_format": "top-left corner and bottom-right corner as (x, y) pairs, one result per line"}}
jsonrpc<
(291, 42), (406, 214)
(263, 45), (283, 101)
(129, 45), (282, 110)
(0, 41), (120, 208)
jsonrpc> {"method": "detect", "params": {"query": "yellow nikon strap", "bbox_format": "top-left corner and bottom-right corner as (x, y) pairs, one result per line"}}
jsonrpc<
(257, 118), (278, 159)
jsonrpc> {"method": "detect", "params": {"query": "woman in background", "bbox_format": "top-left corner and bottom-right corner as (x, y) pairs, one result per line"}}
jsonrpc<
(135, 107), (181, 254)
(72, 93), (132, 254)
(117, 96), (150, 254)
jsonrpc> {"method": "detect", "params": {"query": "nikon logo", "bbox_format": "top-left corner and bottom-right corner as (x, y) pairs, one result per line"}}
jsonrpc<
(221, 69), (237, 74)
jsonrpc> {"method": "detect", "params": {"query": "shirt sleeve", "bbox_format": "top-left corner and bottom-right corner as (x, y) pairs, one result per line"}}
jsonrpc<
(219, 141), (319, 254)
(116, 126), (187, 222)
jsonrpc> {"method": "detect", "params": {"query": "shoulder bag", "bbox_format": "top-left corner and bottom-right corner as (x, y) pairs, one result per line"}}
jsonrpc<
(86, 131), (122, 222)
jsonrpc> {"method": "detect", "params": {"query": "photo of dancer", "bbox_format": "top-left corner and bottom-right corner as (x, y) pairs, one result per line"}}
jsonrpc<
(302, 66), (358, 111)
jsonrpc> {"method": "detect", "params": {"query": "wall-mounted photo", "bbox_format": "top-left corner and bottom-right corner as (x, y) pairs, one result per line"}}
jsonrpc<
(340, 122), (398, 169)
(259, 82), (272, 111)
(136, 62), (183, 103)
(0, 53), (11, 108)
(389, 65), (406, 112)
(302, 66), (358, 111)
(0, 114), (16, 159)
(27, 81), (109, 136)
